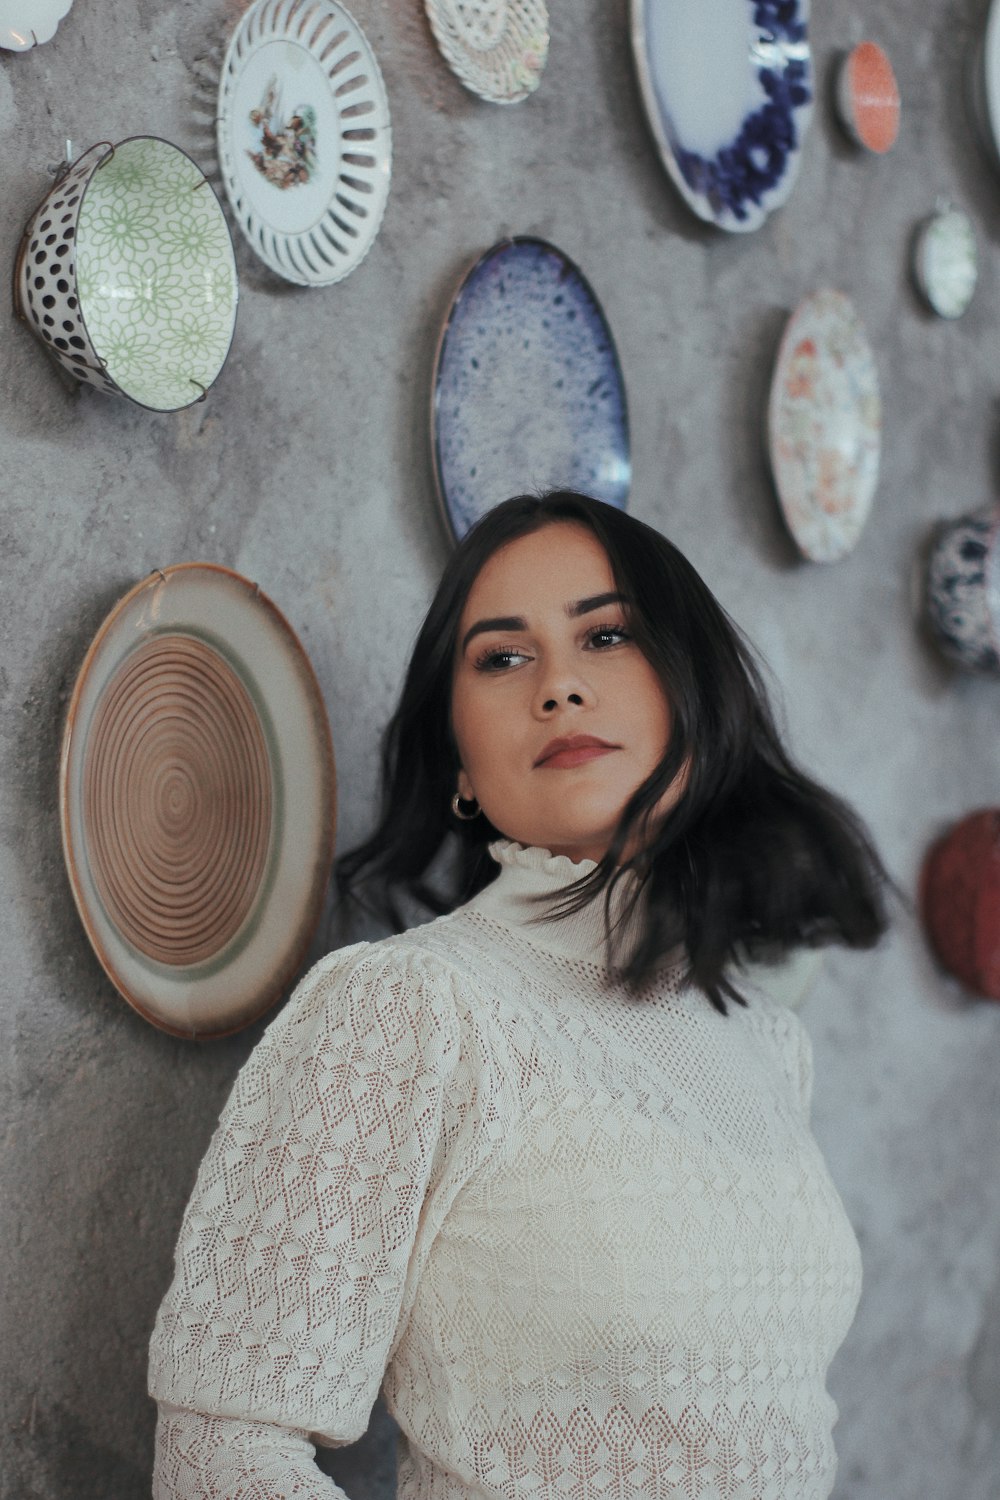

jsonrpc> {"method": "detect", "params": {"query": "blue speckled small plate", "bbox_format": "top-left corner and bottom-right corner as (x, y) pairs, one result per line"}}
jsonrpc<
(431, 238), (631, 542)
(630, 0), (813, 233)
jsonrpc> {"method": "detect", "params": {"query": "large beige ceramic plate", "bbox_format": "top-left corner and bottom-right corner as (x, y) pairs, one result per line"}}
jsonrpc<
(60, 564), (336, 1038)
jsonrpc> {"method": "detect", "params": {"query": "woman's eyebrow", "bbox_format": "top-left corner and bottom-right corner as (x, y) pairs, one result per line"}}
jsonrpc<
(460, 593), (628, 654)
(568, 591), (628, 617)
(460, 615), (526, 653)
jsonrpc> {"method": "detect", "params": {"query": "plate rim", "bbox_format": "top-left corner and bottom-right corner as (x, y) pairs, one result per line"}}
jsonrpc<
(59, 561), (337, 1038)
(985, 0), (1000, 163)
(766, 286), (882, 563)
(429, 235), (631, 545)
(628, 0), (814, 233)
(216, 0), (392, 288)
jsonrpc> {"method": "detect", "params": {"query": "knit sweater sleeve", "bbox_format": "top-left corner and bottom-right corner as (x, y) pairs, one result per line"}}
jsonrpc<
(148, 939), (493, 1498)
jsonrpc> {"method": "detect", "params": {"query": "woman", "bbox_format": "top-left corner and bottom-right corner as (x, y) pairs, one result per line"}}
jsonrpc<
(149, 492), (888, 1499)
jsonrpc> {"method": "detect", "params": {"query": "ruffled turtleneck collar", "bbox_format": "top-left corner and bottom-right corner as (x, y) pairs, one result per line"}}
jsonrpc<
(462, 839), (644, 965)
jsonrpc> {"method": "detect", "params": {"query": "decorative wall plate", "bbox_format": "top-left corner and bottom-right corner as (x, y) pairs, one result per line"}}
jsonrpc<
(913, 207), (977, 319)
(217, 0), (391, 286)
(14, 138), (238, 412)
(424, 0), (549, 103)
(0, 0), (72, 50)
(835, 41), (900, 153)
(60, 564), (336, 1038)
(431, 238), (630, 542)
(921, 810), (1000, 1000)
(630, 0), (813, 232)
(923, 506), (1000, 671)
(767, 288), (881, 563)
(972, 0), (1000, 170)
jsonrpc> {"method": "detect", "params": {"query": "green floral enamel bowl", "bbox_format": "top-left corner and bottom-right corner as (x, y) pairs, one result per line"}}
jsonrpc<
(15, 137), (238, 411)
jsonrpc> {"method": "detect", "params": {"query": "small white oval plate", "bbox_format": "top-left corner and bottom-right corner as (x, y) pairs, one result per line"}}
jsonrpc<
(0, 0), (71, 50)
(913, 207), (977, 319)
(217, 0), (392, 286)
(767, 289), (882, 564)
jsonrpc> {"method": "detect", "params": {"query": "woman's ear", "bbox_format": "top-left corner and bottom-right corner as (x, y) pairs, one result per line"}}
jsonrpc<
(457, 767), (476, 803)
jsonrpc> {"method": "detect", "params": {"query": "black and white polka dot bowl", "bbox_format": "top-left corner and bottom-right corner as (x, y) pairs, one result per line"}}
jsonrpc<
(13, 137), (238, 412)
(924, 506), (1000, 672)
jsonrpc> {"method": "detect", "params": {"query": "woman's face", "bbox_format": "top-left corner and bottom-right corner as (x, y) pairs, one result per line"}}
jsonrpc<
(451, 521), (678, 864)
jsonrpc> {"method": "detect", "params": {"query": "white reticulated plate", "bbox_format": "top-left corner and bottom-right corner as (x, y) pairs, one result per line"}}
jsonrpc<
(914, 207), (978, 319)
(431, 238), (630, 542)
(0, 0), (72, 50)
(217, 0), (392, 286)
(424, 0), (550, 103)
(767, 289), (882, 564)
(630, 0), (813, 233)
(60, 564), (336, 1038)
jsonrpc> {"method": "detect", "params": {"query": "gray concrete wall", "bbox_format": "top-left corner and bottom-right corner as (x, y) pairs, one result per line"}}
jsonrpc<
(2, 0), (1000, 1495)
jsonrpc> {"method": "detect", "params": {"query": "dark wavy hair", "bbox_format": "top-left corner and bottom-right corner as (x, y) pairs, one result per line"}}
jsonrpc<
(336, 491), (889, 1012)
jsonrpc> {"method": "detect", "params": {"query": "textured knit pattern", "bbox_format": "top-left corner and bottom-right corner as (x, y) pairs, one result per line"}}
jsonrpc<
(149, 842), (862, 1500)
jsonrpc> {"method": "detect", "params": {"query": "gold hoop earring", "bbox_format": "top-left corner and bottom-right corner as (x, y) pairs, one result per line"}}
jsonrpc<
(451, 792), (481, 821)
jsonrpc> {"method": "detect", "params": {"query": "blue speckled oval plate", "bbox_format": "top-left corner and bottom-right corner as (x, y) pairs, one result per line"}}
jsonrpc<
(431, 238), (631, 543)
(630, 0), (813, 233)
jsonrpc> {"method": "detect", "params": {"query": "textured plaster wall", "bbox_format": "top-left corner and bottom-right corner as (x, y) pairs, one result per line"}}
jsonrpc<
(2, 0), (1000, 1496)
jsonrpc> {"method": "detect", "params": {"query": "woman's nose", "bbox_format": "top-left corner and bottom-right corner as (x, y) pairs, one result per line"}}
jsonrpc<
(532, 662), (595, 717)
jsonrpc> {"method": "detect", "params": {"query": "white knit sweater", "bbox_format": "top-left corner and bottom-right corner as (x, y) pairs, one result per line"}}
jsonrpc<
(149, 840), (862, 1499)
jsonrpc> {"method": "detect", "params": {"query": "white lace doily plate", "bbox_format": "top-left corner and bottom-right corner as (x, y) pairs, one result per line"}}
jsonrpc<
(217, 0), (391, 286)
(425, 0), (549, 103)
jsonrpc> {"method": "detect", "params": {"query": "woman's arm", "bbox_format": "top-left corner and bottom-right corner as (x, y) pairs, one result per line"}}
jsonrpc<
(153, 1404), (347, 1499)
(149, 943), (483, 1494)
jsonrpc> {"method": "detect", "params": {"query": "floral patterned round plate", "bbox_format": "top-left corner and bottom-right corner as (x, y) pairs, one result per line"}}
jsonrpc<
(767, 288), (882, 563)
(14, 137), (238, 411)
(217, 0), (391, 286)
(60, 564), (336, 1038)
(630, 0), (813, 232)
(424, 0), (550, 103)
(0, 0), (72, 50)
(431, 238), (630, 542)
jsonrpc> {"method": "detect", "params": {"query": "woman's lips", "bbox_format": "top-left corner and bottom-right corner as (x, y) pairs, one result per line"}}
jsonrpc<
(534, 736), (618, 769)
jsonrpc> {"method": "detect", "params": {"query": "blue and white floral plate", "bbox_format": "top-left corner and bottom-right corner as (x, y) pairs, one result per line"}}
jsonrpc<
(630, 0), (813, 233)
(431, 238), (630, 542)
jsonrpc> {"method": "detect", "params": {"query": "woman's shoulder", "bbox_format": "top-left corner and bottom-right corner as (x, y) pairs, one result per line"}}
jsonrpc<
(267, 915), (500, 1070)
(294, 910), (487, 1004)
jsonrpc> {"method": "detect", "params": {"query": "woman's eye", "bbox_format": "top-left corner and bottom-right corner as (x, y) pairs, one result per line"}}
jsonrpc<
(473, 645), (531, 672)
(586, 622), (631, 649)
